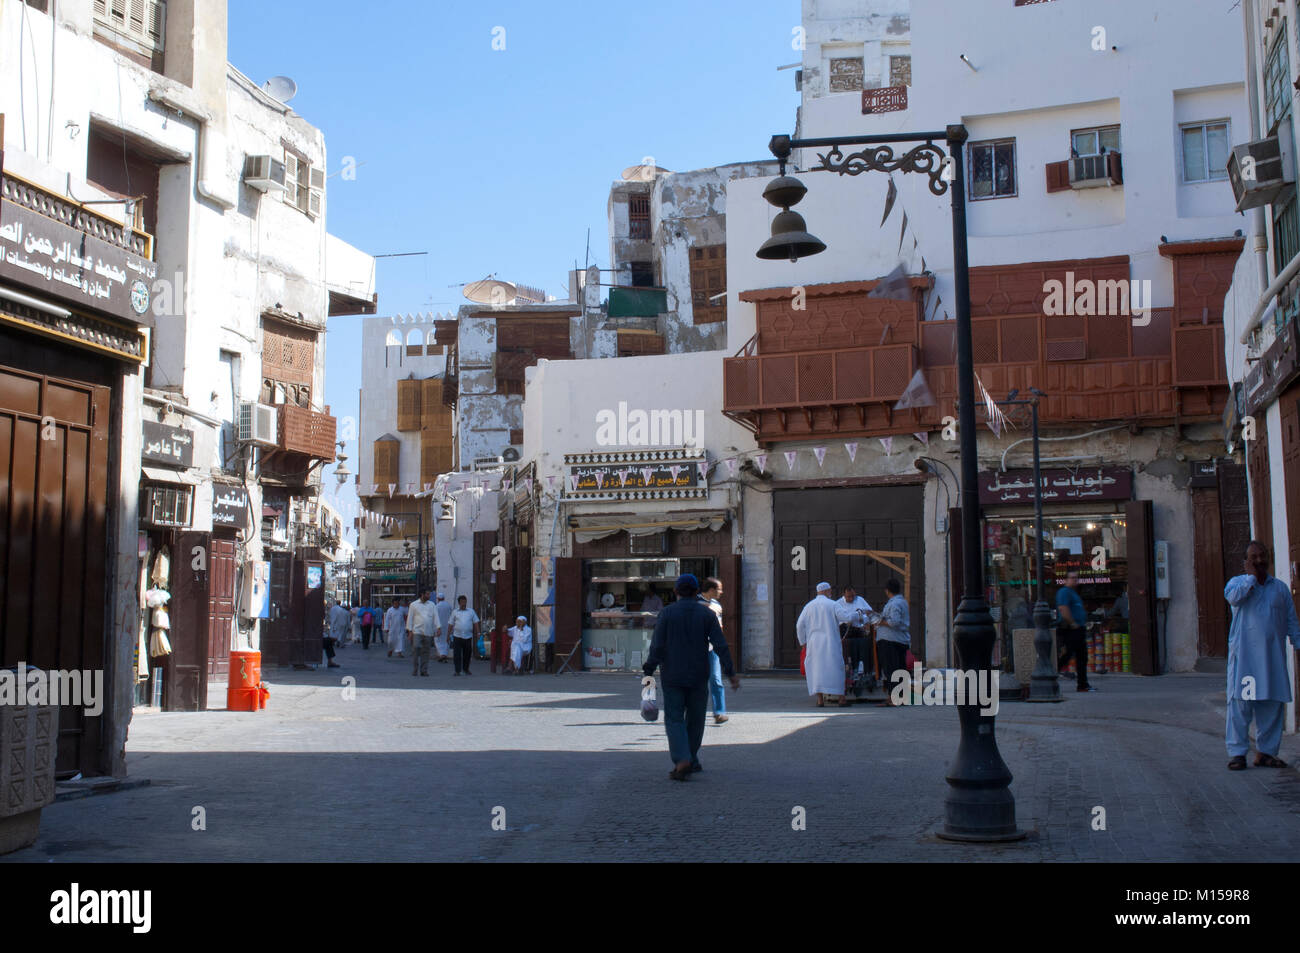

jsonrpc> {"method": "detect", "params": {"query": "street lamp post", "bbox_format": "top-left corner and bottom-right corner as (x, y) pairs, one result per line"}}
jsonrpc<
(760, 126), (1022, 842)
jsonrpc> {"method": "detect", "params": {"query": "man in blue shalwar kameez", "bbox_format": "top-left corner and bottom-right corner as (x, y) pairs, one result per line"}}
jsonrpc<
(1224, 541), (1300, 771)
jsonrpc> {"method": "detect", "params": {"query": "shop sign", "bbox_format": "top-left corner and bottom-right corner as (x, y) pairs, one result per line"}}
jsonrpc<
(142, 421), (194, 468)
(1188, 460), (1219, 489)
(979, 467), (1132, 505)
(0, 197), (157, 323)
(563, 450), (709, 501)
(1242, 317), (1300, 418)
(212, 485), (250, 527)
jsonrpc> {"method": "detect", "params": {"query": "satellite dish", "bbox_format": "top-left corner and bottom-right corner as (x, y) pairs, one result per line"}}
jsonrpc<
(463, 278), (518, 305)
(622, 162), (672, 181)
(263, 76), (298, 103)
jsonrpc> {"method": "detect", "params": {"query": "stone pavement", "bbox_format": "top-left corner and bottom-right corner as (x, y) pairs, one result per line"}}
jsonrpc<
(6, 641), (1300, 863)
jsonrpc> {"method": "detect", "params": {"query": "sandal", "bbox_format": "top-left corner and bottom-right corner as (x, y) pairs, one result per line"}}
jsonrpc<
(1254, 753), (1288, 768)
(1228, 756), (1247, 771)
(815, 694), (825, 708)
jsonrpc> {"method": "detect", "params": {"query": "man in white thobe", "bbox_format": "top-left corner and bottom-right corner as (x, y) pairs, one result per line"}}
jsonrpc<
(407, 591), (437, 677)
(433, 593), (454, 662)
(798, 582), (848, 707)
(508, 615), (533, 674)
(384, 600), (407, 657)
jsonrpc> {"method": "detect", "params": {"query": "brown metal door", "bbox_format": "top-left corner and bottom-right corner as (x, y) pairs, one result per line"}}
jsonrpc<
(207, 535), (237, 680)
(1214, 463), (1250, 659)
(773, 485), (925, 669)
(262, 550), (293, 667)
(0, 363), (110, 775)
(717, 553), (742, 669)
(554, 557), (583, 669)
(1280, 383), (1300, 617)
(1191, 487), (1227, 658)
(170, 531), (210, 711)
(1126, 499), (1158, 675)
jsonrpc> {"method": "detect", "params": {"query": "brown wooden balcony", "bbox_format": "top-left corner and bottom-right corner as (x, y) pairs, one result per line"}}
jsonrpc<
(278, 404), (336, 461)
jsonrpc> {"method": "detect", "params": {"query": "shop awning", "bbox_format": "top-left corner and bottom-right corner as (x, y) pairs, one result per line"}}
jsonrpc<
(568, 510), (728, 544)
(141, 466), (201, 486)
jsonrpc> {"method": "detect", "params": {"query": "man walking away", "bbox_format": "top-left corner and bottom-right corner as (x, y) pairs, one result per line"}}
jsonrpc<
(408, 591), (437, 677)
(350, 605), (361, 645)
(798, 582), (849, 707)
(1055, 570), (1093, 692)
(875, 579), (910, 706)
(835, 584), (874, 684)
(434, 593), (454, 663)
(643, 574), (740, 780)
(699, 577), (730, 724)
(449, 596), (480, 676)
(1225, 541), (1300, 770)
(324, 600), (347, 668)
(359, 606), (376, 650)
(385, 600), (406, 657)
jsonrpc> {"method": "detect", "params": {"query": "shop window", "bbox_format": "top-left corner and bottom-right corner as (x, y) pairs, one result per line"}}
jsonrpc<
(970, 139), (1017, 200)
(141, 484), (192, 528)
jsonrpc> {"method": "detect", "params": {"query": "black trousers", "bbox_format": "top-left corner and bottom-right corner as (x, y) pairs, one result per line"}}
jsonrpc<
(845, 635), (871, 675)
(361, 624), (374, 649)
(322, 637), (336, 662)
(453, 636), (473, 673)
(1057, 626), (1090, 689)
(876, 639), (909, 686)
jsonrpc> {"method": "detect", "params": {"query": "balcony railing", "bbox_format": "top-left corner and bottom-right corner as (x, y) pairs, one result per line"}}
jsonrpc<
(278, 404), (336, 461)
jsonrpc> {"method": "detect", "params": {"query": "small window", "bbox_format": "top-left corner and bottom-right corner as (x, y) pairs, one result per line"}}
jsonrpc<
(1071, 125), (1120, 157)
(889, 55), (912, 88)
(142, 485), (193, 528)
(1265, 26), (1291, 132)
(629, 195), (651, 240)
(1181, 121), (1230, 183)
(829, 57), (865, 93)
(969, 139), (1017, 200)
(283, 149), (324, 218)
(629, 261), (655, 288)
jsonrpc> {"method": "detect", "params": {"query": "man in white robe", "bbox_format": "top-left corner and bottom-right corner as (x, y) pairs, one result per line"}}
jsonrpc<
(508, 615), (533, 674)
(433, 593), (454, 662)
(797, 582), (848, 707)
(384, 600), (407, 657)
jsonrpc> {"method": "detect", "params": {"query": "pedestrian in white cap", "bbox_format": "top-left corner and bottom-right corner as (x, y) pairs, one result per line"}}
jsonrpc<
(798, 582), (849, 707)
(508, 614), (533, 674)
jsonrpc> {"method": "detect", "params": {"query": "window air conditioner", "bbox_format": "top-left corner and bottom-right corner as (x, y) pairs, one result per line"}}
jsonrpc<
(243, 155), (288, 193)
(1069, 152), (1121, 189)
(1228, 119), (1296, 212)
(472, 455), (504, 471)
(237, 401), (279, 447)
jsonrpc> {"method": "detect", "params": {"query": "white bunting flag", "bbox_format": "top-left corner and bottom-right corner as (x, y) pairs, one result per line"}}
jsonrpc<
(784, 450), (797, 470)
(424, 483), (432, 493)
(880, 437), (894, 456)
(813, 446), (827, 467)
(845, 442), (859, 463)
(618, 469), (630, 486)
(503, 478), (512, 490)
(595, 471), (605, 489)
(913, 431), (929, 445)
(754, 453), (768, 473)
(387, 484), (396, 497)
(372, 485), (381, 496)
(547, 476), (556, 489)
(724, 458), (738, 477)
(641, 467), (654, 485)
(697, 462), (708, 480)
(568, 474), (579, 492)
(669, 465), (682, 482)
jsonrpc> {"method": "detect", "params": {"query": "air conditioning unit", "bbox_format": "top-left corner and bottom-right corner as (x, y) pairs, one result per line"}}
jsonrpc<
(502, 447), (521, 462)
(1228, 119), (1296, 211)
(472, 455), (504, 471)
(237, 401), (279, 447)
(243, 155), (288, 193)
(1069, 152), (1121, 189)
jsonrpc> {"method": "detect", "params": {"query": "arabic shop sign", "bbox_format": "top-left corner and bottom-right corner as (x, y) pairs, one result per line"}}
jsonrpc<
(978, 467), (1132, 505)
(212, 485), (250, 527)
(142, 421), (194, 468)
(0, 198), (157, 323)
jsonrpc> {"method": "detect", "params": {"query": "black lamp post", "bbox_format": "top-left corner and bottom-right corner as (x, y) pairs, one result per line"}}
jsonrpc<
(759, 126), (1022, 842)
(999, 391), (1061, 703)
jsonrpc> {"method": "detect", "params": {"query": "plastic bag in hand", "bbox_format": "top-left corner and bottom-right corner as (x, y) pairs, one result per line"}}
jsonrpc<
(639, 676), (659, 722)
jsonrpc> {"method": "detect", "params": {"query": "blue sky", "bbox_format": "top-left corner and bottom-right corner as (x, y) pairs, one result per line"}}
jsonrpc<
(228, 0), (800, 539)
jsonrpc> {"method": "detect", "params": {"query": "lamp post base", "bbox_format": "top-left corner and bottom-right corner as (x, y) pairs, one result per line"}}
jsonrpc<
(1027, 600), (1062, 702)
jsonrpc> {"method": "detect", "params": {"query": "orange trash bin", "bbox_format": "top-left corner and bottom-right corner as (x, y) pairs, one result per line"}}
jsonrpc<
(227, 650), (262, 712)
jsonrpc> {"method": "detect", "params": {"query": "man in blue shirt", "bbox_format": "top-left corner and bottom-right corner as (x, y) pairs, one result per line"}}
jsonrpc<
(644, 574), (739, 780)
(1224, 541), (1300, 770)
(1055, 570), (1094, 692)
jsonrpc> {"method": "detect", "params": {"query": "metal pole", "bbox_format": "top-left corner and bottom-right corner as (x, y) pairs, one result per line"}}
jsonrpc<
(939, 124), (1023, 841)
(1028, 400), (1062, 701)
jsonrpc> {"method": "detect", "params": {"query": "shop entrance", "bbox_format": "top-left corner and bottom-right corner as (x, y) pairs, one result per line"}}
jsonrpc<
(206, 534), (237, 681)
(773, 485), (925, 669)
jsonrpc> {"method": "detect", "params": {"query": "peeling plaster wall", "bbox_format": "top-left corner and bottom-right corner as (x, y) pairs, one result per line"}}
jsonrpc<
(799, 0), (911, 107)
(431, 475), (500, 608)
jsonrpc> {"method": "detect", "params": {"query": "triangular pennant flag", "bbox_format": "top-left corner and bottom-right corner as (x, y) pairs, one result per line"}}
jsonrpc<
(618, 468), (629, 486)
(880, 437), (894, 456)
(372, 484), (381, 496)
(641, 467), (655, 485)
(502, 478), (512, 490)
(813, 446), (827, 467)
(881, 176), (898, 227)
(868, 261), (912, 301)
(913, 431), (929, 445)
(845, 441), (859, 462)
(406, 483), (414, 493)
(387, 483), (396, 497)
(920, 255), (928, 274)
(594, 471), (605, 489)
(568, 474), (579, 492)
(894, 369), (936, 410)
(754, 453), (768, 474)
(423, 483), (432, 492)
(724, 458), (738, 477)
(547, 475), (556, 489)
(669, 465), (683, 482)
(898, 210), (908, 254)
(784, 450), (798, 470)
(697, 462), (708, 480)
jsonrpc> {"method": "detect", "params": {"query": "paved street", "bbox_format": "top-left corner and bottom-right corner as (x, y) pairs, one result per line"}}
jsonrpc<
(8, 645), (1300, 863)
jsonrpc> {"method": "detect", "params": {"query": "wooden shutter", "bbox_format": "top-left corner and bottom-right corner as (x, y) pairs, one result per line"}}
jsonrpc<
(1106, 150), (1123, 185)
(555, 557), (584, 670)
(690, 245), (727, 324)
(422, 378), (442, 422)
(1126, 499), (1158, 675)
(1045, 160), (1071, 193)
(373, 439), (399, 487)
(617, 331), (665, 356)
(397, 379), (422, 432)
(421, 429), (454, 488)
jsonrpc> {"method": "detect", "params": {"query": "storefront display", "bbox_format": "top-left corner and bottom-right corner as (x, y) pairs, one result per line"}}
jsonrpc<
(582, 558), (679, 671)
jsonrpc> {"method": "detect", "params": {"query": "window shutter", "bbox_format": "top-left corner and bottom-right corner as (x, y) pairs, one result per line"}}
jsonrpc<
(690, 245), (727, 324)
(420, 429), (454, 487)
(1107, 150), (1123, 185)
(1045, 159), (1070, 193)
(397, 379), (422, 432)
(373, 439), (399, 487)
(421, 378), (442, 421)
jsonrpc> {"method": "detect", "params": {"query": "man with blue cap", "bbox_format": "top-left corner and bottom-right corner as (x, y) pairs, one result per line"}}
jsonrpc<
(643, 573), (740, 780)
